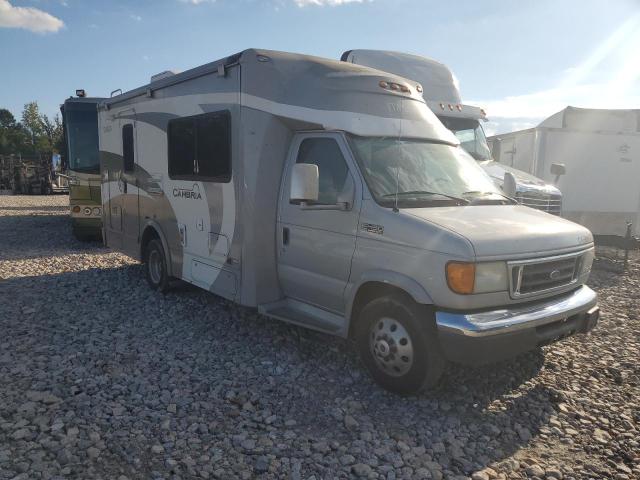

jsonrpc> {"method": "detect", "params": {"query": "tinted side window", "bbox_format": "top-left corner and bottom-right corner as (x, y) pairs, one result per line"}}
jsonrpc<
(197, 113), (231, 181)
(296, 138), (349, 205)
(168, 118), (195, 178)
(122, 124), (134, 172)
(168, 111), (231, 182)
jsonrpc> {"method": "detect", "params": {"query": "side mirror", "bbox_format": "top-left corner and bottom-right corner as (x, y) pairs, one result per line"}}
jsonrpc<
(550, 163), (566, 176)
(550, 163), (566, 185)
(290, 163), (319, 203)
(503, 171), (517, 198)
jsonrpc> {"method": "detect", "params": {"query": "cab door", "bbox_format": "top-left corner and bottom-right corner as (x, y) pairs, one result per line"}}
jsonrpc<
(277, 132), (362, 314)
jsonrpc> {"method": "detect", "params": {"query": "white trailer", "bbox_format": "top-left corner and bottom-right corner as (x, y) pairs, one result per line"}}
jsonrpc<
(488, 107), (640, 237)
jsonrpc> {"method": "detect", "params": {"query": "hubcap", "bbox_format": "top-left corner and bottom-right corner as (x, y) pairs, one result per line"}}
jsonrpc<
(148, 250), (162, 285)
(369, 317), (414, 377)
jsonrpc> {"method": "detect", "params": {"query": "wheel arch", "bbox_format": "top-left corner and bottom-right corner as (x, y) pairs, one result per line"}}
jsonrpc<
(345, 270), (434, 338)
(140, 221), (172, 277)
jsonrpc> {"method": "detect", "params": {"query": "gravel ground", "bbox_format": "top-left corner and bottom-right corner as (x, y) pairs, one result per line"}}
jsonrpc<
(0, 195), (638, 480)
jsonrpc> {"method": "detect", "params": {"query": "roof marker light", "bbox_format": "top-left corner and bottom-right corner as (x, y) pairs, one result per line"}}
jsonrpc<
(416, 84), (423, 93)
(379, 81), (389, 89)
(456, 104), (463, 111)
(439, 103), (445, 110)
(448, 104), (454, 111)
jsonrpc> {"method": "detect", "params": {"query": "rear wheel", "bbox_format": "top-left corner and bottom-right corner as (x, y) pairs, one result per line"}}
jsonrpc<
(355, 293), (445, 394)
(145, 239), (170, 293)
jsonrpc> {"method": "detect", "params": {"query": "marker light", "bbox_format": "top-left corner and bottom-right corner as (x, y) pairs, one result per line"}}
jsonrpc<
(480, 108), (487, 117)
(416, 84), (423, 93)
(446, 262), (475, 295)
(439, 103), (445, 110)
(83, 207), (92, 216)
(72, 206), (81, 213)
(379, 81), (411, 94)
(456, 105), (463, 111)
(448, 104), (454, 111)
(92, 207), (101, 216)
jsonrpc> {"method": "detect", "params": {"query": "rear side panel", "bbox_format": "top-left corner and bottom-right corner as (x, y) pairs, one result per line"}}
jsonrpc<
(544, 130), (640, 236)
(100, 66), (242, 300)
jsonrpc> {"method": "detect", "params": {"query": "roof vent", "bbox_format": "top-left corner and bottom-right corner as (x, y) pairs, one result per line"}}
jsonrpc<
(150, 70), (178, 83)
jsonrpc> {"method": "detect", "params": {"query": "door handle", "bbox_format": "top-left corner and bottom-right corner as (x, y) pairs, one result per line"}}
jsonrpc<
(282, 227), (289, 245)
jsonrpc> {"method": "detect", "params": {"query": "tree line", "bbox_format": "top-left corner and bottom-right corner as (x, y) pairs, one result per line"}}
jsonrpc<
(0, 102), (64, 158)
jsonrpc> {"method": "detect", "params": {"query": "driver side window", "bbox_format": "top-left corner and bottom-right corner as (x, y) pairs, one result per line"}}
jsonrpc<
(295, 138), (349, 205)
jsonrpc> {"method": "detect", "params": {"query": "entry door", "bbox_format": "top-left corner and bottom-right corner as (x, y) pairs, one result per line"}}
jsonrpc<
(120, 120), (140, 253)
(277, 133), (361, 314)
(108, 111), (139, 254)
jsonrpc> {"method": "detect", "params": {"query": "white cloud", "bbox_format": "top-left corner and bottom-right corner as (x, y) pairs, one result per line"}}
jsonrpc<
(130, 14), (142, 21)
(178, 0), (215, 4)
(0, 0), (64, 33)
(294, 0), (367, 5)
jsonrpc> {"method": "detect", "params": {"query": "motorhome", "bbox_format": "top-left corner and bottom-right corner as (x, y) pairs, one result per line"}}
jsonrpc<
(98, 49), (599, 393)
(61, 95), (104, 240)
(340, 50), (564, 215)
(488, 107), (640, 238)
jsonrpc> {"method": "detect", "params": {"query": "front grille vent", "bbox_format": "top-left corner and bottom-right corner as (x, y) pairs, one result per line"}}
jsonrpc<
(510, 253), (582, 298)
(515, 191), (562, 215)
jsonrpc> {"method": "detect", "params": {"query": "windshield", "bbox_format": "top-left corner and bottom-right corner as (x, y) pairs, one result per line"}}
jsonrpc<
(439, 117), (492, 161)
(65, 108), (100, 174)
(349, 136), (503, 208)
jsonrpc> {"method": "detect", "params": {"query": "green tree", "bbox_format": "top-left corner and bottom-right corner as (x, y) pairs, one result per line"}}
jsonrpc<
(40, 113), (63, 155)
(0, 108), (29, 155)
(22, 101), (43, 154)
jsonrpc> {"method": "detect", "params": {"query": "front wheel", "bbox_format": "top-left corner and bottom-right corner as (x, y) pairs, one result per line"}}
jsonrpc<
(145, 239), (171, 293)
(355, 293), (445, 394)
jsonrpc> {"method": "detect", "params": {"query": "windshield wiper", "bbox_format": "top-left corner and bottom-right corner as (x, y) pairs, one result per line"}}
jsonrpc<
(383, 191), (469, 205)
(462, 191), (517, 205)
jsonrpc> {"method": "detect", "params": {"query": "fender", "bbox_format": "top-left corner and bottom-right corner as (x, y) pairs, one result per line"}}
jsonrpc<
(344, 269), (434, 321)
(141, 220), (173, 277)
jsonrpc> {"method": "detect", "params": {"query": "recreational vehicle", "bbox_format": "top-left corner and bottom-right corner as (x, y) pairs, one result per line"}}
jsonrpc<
(61, 95), (104, 240)
(99, 49), (599, 393)
(488, 107), (640, 238)
(340, 50), (564, 215)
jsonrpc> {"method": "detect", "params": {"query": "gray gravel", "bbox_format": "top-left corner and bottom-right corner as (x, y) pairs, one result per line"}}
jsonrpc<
(1, 195), (639, 480)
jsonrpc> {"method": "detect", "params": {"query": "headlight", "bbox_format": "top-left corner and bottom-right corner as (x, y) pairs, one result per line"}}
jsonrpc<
(92, 207), (101, 216)
(446, 261), (508, 295)
(579, 249), (595, 276)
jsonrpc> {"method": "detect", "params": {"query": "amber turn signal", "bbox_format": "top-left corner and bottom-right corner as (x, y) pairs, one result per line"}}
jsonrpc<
(446, 262), (475, 295)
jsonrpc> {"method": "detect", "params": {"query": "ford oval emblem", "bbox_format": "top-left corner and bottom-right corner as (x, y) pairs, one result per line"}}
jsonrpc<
(549, 269), (561, 280)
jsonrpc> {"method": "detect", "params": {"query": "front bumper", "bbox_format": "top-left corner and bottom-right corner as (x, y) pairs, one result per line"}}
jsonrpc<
(435, 285), (599, 365)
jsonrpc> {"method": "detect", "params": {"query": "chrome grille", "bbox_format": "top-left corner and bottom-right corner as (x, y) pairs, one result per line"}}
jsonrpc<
(515, 191), (562, 215)
(509, 252), (582, 298)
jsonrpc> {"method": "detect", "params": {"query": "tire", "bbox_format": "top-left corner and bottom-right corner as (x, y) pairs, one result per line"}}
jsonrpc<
(355, 293), (445, 394)
(144, 238), (171, 293)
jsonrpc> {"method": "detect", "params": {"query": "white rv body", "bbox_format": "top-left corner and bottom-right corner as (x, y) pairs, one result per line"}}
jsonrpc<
(340, 49), (563, 215)
(98, 49), (598, 393)
(489, 107), (640, 237)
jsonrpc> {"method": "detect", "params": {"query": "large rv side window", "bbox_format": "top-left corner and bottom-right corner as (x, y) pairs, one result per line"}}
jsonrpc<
(122, 124), (135, 172)
(168, 111), (231, 182)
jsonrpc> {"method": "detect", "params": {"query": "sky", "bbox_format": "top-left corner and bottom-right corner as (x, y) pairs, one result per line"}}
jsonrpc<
(1, 0), (639, 135)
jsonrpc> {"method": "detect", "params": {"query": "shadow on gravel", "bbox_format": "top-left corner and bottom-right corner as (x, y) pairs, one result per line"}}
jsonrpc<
(1, 264), (555, 477)
(0, 213), (104, 261)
